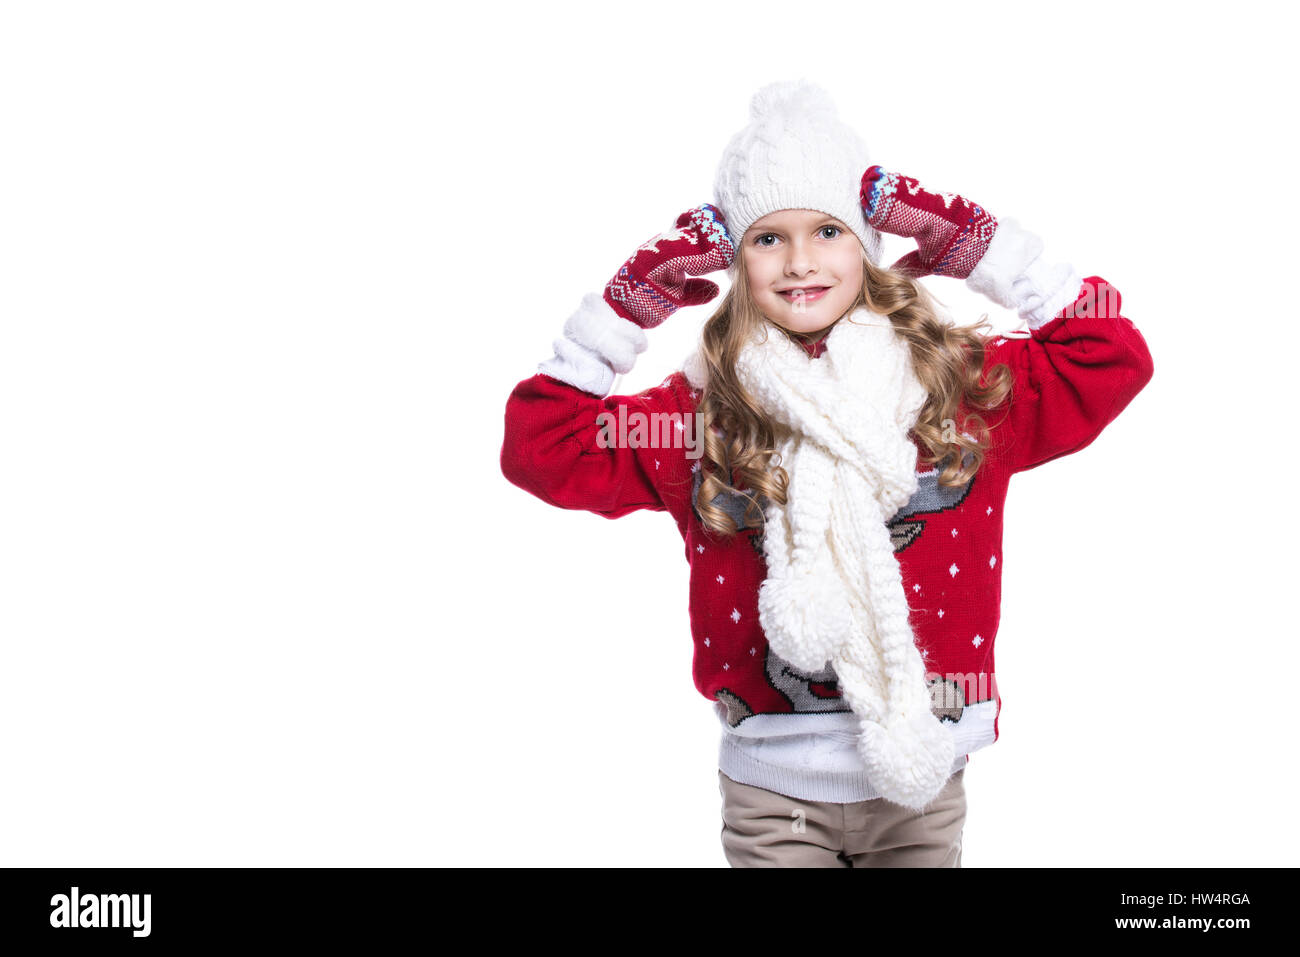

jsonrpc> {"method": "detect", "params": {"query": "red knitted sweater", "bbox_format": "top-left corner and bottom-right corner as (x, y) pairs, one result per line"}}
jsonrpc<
(501, 276), (1153, 786)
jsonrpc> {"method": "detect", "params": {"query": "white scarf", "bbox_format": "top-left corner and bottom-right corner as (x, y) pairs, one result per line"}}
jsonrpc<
(729, 306), (955, 810)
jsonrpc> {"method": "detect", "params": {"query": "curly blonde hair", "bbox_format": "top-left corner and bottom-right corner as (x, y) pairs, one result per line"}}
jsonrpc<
(693, 246), (1014, 539)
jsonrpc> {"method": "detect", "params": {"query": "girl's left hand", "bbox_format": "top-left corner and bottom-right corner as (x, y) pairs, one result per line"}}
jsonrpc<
(859, 165), (998, 280)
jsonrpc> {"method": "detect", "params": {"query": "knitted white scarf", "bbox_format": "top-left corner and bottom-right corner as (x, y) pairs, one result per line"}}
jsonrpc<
(733, 306), (955, 810)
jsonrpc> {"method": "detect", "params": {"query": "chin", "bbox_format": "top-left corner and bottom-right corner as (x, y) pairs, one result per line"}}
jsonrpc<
(765, 300), (847, 334)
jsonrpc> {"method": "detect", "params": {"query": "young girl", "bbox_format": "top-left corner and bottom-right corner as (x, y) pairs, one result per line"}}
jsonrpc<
(500, 80), (1154, 867)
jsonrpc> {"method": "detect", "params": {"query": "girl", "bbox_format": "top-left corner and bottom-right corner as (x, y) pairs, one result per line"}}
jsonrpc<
(500, 80), (1154, 867)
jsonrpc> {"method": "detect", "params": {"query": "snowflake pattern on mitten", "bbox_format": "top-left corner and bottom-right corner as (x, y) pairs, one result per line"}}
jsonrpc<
(605, 205), (735, 329)
(859, 166), (998, 280)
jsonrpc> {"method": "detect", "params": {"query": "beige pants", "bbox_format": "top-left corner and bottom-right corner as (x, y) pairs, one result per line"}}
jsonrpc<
(719, 768), (966, 867)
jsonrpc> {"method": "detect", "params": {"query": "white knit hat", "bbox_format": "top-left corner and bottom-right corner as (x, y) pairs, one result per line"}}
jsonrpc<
(713, 79), (884, 274)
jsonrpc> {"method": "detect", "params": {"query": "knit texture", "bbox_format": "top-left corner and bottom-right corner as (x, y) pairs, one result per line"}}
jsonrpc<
(860, 165), (998, 279)
(713, 80), (883, 271)
(603, 205), (735, 329)
(508, 265), (1155, 803)
(732, 311), (954, 809)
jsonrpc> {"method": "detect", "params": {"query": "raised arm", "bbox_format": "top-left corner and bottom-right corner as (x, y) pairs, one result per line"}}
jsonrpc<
(860, 166), (1154, 473)
(500, 205), (733, 516)
(978, 267), (1154, 474)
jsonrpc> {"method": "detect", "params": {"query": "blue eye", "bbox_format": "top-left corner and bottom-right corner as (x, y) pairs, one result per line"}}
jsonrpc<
(753, 225), (841, 246)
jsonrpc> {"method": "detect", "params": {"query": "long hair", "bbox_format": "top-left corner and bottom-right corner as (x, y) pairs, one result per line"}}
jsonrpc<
(693, 245), (1014, 539)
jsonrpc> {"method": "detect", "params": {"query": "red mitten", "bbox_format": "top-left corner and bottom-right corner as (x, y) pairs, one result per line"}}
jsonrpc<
(604, 205), (735, 329)
(859, 166), (997, 280)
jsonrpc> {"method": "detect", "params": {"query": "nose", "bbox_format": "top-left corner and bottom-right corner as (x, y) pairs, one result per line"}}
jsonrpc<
(784, 237), (818, 277)
(784, 252), (818, 277)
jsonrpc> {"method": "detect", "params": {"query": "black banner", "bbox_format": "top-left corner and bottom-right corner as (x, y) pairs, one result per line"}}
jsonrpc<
(0, 866), (1285, 945)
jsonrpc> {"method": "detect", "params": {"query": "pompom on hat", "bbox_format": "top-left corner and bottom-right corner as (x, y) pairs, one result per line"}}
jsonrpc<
(712, 80), (884, 274)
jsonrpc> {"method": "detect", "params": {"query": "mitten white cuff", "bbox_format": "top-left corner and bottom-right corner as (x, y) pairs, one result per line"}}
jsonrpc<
(537, 292), (649, 396)
(965, 217), (1084, 330)
(1014, 258), (1085, 330)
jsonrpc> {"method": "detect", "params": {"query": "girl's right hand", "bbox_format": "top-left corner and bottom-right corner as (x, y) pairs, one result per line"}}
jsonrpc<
(604, 204), (735, 330)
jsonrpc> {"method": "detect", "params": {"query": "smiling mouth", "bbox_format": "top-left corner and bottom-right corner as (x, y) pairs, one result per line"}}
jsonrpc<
(778, 286), (830, 301)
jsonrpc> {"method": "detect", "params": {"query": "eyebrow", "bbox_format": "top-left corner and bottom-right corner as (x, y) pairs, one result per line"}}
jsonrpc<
(750, 218), (846, 233)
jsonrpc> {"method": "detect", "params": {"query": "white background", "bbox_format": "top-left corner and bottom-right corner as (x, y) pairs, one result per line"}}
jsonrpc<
(2, 0), (1295, 867)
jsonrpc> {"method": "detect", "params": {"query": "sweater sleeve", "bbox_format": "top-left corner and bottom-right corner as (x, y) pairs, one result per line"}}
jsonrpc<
(984, 275), (1155, 474)
(963, 218), (1154, 473)
(502, 372), (694, 517)
(500, 289), (695, 518)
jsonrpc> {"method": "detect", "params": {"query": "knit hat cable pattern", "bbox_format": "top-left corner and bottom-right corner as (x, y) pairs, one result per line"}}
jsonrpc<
(713, 80), (884, 272)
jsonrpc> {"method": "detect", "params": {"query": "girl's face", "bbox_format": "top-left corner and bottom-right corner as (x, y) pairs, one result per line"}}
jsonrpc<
(740, 208), (864, 341)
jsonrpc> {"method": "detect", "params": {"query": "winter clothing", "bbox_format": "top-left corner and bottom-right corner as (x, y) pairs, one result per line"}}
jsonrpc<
(860, 165), (998, 280)
(713, 80), (884, 271)
(726, 312), (953, 809)
(536, 205), (734, 397)
(506, 79), (1151, 809)
(501, 212), (1154, 804)
(716, 82), (1087, 806)
(604, 205), (735, 329)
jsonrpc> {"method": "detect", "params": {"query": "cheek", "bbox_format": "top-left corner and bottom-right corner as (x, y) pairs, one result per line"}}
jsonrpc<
(834, 255), (864, 288)
(743, 256), (775, 293)
(832, 247), (861, 271)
